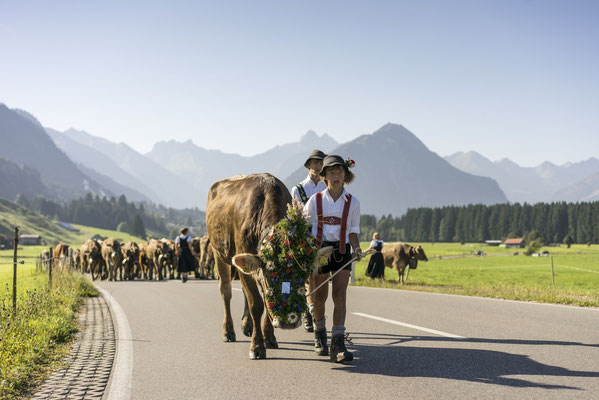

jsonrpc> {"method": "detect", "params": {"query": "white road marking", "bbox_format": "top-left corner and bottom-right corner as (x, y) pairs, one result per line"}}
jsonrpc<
(233, 288), (243, 292)
(97, 287), (132, 400)
(352, 312), (465, 339)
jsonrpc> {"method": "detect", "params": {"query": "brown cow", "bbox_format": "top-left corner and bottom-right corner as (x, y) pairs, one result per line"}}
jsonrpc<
(72, 249), (81, 272)
(101, 238), (123, 281)
(40, 250), (51, 271)
(121, 241), (140, 280)
(191, 236), (203, 279)
(138, 242), (151, 279)
(146, 239), (170, 280)
(207, 173), (332, 359)
(53, 243), (70, 270)
(382, 242), (428, 285)
(193, 235), (215, 280)
(81, 239), (104, 280)
(162, 239), (177, 279)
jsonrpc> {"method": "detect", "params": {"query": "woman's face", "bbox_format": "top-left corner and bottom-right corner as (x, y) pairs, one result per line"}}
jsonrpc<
(325, 165), (345, 189)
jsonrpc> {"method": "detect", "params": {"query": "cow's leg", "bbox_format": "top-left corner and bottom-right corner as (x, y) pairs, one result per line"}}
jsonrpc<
(262, 309), (278, 349)
(239, 274), (267, 359)
(241, 294), (253, 337)
(405, 266), (410, 283)
(216, 256), (236, 342)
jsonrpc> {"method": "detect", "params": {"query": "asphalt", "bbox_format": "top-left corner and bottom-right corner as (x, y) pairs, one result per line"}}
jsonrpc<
(32, 278), (599, 400)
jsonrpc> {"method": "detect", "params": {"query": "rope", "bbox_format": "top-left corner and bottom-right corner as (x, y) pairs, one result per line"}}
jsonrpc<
(307, 248), (375, 297)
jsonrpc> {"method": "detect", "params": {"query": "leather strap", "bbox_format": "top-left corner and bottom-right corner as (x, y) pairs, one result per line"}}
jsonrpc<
(338, 194), (352, 254)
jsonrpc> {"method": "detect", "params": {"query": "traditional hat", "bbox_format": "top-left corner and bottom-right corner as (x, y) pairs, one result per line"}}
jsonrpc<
(319, 155), (348, 176)
(303, 149), (326, 168)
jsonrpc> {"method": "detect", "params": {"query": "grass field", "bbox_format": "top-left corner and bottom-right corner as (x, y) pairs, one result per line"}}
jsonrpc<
(352, 242), (599, 307)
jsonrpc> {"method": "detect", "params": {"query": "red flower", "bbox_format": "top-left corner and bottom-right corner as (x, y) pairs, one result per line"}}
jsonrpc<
(299, 242), (305, 248)
(268, 302), (275, 309)
(283, 239), (291, 246)
(285, 268), (291, 274)
(306, 248), (312, 255)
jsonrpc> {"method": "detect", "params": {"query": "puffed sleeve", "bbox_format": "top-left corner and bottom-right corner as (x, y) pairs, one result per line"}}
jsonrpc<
(349, 197), (360, 235)
(291, 185), (301, 203)
(304, 196), (317, 238)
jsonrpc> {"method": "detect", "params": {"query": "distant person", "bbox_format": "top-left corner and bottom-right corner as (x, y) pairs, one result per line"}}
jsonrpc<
(366, 232), (385, 280)
(291, 149), (327, 333)
(175, 227), (194, 283)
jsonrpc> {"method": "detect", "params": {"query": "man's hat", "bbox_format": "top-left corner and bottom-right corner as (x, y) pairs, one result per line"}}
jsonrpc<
(304, 149), (326, 168)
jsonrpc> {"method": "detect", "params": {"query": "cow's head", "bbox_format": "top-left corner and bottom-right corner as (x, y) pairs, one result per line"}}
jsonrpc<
(232, 246), (333, 329)
(410, 245), (428, 262)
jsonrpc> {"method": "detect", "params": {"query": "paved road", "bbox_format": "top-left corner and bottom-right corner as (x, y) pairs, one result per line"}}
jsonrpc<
(96, 279), (599, 400)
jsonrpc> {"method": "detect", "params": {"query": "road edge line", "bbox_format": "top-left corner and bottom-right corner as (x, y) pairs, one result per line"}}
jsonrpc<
(97, 286), (132, 400)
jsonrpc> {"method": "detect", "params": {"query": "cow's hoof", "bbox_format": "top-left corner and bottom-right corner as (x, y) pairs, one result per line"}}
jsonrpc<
(249, 348), (266, 359)
(265, 338), (278, 349)
(242, 319), (253, 337)
(222, 333), (236, 342)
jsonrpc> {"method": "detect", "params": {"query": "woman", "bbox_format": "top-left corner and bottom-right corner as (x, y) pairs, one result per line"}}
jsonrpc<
(366, 232), (385, 280)
(304, 154), (362, 363)
(175, 227), (195, 283)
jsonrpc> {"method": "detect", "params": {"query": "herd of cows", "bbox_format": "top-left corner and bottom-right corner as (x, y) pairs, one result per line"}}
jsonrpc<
(40, 236), (216, 282)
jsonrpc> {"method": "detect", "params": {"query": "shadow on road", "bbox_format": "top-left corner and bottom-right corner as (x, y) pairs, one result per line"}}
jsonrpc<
(328, 332), (599, 390)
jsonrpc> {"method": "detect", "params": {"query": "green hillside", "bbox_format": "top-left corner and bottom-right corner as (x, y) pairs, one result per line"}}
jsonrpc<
(0, 198), (85, 246)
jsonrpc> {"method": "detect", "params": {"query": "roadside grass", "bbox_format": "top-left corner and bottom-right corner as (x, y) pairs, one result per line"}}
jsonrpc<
(353, 242), (599, 307)
(0, 248), (97, 399)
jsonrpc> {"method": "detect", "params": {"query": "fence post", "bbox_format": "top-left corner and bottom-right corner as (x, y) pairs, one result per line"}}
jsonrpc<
(12, 227), (19, 311)
(49, 246), (53, 289)
(550, 255), (555, 287)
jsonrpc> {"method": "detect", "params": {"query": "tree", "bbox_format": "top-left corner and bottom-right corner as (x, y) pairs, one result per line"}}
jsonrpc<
(130, 214), (147, 239)
(563, 234), (574, 248)
(117, 221), (129, 232)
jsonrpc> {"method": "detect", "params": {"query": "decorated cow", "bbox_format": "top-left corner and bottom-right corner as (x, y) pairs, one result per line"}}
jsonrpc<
(207, 173), (332, 359)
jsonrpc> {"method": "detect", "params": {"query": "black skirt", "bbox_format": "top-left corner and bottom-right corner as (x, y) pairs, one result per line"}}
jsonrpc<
(177, 248), (196, 273)
(366, 252), (385, 279)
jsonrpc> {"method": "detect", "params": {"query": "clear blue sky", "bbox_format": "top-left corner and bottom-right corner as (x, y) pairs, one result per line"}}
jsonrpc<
(1, 0), (597, 166)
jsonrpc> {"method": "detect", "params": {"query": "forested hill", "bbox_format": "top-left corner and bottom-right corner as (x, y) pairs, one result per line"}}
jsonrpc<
(360, 201), (599, 245)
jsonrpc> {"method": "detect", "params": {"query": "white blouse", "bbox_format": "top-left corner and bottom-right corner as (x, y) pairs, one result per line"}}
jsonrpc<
(304, 188), (360, 243)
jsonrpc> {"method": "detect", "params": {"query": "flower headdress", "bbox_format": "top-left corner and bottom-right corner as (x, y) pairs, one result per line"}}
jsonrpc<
(345, 158), (356, 169)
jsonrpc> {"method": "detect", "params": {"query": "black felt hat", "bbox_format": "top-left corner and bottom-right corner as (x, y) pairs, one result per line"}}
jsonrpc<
(303, 150), (326, 168)
(319, 155), (348, 176)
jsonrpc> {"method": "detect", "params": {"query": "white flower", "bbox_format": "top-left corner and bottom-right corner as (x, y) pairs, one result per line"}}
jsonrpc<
(265, 261), (275, 271)
(287, 312), (299, 324)
(266, 287), (274, 297)
(297, 287), (306, 295)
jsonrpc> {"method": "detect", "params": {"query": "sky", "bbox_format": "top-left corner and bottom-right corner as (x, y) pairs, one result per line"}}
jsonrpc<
(1, 0), (598, 166)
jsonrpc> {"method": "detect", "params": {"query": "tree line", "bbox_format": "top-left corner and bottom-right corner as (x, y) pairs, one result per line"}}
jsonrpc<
(14, 193), (207, 240)
(360, 201), (599, 245)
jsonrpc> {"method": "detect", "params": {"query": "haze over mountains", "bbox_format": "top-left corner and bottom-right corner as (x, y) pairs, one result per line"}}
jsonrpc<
(445, 151), (599, 203)
(1, 102), (598, 216)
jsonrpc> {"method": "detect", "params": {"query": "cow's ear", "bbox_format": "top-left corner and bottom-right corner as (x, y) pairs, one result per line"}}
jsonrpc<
(232, 253), (263, 274)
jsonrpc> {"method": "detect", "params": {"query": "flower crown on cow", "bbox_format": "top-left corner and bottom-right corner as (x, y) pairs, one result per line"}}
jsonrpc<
(345, 158), (356, 169)
(259, 200), (318, 325)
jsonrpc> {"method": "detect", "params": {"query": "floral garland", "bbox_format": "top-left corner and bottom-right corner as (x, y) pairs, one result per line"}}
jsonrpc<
(259, 200), (318, 325)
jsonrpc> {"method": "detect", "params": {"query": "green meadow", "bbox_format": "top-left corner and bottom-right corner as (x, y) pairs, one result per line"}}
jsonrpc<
(353, 242), (599, 307)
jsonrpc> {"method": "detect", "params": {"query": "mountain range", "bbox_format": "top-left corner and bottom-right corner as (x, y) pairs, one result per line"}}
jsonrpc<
(1, 102), (597, 216)
(445, 151), (599, 203)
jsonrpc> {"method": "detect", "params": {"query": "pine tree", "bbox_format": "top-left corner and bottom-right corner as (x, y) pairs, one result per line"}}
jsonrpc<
(131, 214), (147, 240)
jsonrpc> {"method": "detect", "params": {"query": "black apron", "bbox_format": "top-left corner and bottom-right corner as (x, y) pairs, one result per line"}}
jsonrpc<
(177, 236), (196, 273)
(366, 241), (385, 279)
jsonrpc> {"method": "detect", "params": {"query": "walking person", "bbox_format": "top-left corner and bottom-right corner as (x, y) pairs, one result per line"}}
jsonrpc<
(304, 155), (362, 363)
(175, 227), (195, 283)
(291, 149), (327, 332)
(365, 232), (385, 280)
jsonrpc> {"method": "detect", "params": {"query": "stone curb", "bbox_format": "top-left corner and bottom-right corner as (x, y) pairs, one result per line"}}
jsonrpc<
(30, 294), (116, 400)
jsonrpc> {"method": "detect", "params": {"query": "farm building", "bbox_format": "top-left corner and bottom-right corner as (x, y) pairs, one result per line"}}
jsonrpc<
(485, 240), (502, 246)
(19, 234), (42, 245)
(504, 238), (525, 248)
(58, 222), (80, 232)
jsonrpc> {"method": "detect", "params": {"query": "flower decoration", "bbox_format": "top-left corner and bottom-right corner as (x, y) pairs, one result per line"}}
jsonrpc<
(259, 199), (317, 325)
(345, 157), (356, 169)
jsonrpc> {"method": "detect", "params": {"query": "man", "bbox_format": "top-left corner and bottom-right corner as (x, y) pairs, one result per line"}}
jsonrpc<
(291, 149), (326, 332)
